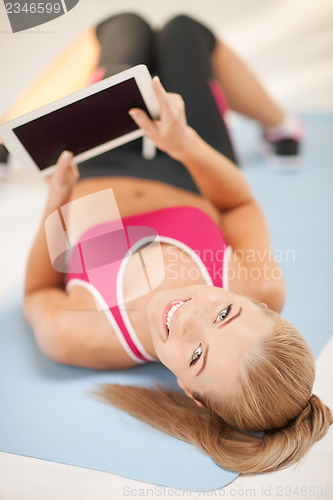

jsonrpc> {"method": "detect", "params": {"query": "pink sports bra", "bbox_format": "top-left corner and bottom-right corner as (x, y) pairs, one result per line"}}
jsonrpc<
(65, 206), (231, 364)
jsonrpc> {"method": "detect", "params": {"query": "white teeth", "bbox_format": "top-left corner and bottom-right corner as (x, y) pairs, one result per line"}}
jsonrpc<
(166, 301), (185, 331)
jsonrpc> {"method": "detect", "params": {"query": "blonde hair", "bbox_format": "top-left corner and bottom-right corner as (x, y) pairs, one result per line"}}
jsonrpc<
(94, 308), (332, 474)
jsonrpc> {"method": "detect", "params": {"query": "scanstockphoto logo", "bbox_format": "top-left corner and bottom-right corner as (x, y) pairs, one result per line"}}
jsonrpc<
(2, 0), (80, 33)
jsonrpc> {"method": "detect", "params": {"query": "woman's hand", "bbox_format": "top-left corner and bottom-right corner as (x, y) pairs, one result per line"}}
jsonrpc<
(45, 150), (79, 208)
(129, 76), (195, 161)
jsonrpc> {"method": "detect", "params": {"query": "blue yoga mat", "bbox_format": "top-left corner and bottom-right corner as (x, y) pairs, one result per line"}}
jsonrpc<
(0, 113), (332, 491)
(0, 287), (237, 491)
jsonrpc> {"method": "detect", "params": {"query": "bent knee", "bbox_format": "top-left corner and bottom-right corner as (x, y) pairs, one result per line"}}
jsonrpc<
(96, 12), (151, 39)
(162, 15), (215, 54)
(163, 14), (199, 33)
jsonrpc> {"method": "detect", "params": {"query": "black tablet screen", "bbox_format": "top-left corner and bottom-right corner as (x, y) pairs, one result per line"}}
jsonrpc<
(13, 78), (148, 171)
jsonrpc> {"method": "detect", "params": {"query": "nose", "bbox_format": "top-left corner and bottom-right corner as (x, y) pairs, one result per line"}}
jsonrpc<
(173, 304), (204, 341)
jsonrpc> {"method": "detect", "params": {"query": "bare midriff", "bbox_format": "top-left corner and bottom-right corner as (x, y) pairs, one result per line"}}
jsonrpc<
(68, 175), (221, 241)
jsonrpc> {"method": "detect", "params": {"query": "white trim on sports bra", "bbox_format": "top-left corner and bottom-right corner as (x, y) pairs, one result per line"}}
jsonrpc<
(116, 235), (216, 360)
(65, 278), (146, 364)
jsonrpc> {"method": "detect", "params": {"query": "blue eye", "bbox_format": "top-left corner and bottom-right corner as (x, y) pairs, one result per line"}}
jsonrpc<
(190, 345), (202, 367)
(217, 304), (232, 322)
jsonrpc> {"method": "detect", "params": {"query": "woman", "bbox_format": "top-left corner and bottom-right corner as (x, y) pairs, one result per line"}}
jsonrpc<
(19, 14), (331, 474)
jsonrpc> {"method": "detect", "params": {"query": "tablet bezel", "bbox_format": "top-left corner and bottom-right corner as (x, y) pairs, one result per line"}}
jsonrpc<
(0, 64), (160, 179)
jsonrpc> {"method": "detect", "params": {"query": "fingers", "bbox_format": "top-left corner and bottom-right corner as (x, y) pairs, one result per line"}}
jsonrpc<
(129, 108), (157, 138)
(69, 159), (80, 183)
(129, 76), (172, 130)
(57, 150), (73, 167)
(56, 150), (79, 182)
(152, 76), (169, 110)
(152, 77), (185, 119)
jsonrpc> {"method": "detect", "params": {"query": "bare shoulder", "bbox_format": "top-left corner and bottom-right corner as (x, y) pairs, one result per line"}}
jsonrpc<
(227, 250), (286, 313)
(24, 285), (139, 370)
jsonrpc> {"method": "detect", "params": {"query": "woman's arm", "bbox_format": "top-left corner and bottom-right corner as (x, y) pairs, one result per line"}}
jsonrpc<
(130, 78), (286, 311)
(130, 77), (252, 212)
(23, 152), (79, 359)
(175, 128), (253, 211)
(178, 132), (286, 311)
(24, 151), (79, 297)
(23, 152), (136, 368)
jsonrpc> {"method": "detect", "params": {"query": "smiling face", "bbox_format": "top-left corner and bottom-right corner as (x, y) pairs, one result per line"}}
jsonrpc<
(146, 284), (274, 403)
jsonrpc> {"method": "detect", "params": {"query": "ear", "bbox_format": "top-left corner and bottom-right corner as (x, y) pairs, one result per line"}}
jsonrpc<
(177, 378), (204, 408)
(192, 398), (205, 408)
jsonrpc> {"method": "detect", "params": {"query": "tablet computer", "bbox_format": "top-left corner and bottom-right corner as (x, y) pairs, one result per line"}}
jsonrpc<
(0, 64), (159, 178)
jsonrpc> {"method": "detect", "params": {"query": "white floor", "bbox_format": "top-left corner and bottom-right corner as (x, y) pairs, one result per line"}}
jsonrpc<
(0, 1), (333, 499)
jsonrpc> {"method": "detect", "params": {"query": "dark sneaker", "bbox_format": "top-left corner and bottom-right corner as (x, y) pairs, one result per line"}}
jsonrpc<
(259, 114), (304, 170)
(264, 136), (300, 156)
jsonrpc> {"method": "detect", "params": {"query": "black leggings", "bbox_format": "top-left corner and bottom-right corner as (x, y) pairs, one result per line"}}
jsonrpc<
(79, 13), (238, 193)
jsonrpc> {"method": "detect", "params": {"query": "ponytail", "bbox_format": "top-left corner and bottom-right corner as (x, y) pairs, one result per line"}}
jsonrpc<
(93, 386), (332, 474)
(252, 394), (332, 473)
